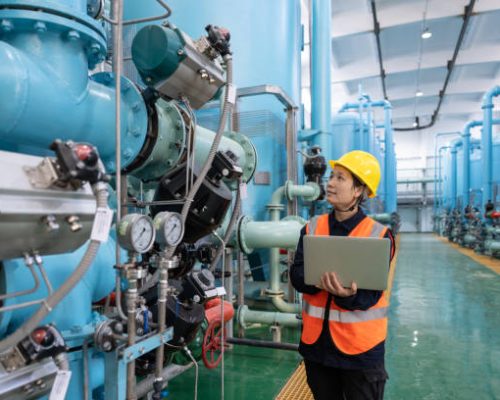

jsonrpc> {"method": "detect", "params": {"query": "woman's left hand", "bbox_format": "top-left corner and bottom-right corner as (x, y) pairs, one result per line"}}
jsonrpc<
(317, 272), (357, 297)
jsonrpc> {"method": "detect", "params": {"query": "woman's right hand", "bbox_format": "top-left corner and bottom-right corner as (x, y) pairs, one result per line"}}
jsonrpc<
(317, 272), (357, 297)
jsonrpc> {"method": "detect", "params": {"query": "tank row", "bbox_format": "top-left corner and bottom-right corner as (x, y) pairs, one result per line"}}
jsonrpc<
(434, 87), (500, 258)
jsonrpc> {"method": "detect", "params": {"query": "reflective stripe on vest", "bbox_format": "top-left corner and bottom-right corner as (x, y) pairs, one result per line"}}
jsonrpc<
(301, 214), (390, 354)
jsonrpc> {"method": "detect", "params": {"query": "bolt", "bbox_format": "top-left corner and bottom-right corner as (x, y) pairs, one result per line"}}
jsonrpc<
(132, 102), (141, 112)
(176, 120), (183, 128)
(114, 323), (124, 333)
(103, 341), (112, 351)
(0, 20), (13, 33)
(132, 128), (141, 137)
(127, 353), (133, 360)
(89, 43), (101, 56)
(177, 49), (184, 56)
(67, 30), (80, 41)
(36, 380), (43, 385)
(145, 76), (153, 83)
(123, 148), (133, 160)
(193, 295), (201, 303)
(209, 77), (215, 84)
(139, 347), (145, 355)
(33, 21), (47, 33)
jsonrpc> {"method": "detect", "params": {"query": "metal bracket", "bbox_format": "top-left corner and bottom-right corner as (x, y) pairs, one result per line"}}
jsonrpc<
(23, 158), (59, 189)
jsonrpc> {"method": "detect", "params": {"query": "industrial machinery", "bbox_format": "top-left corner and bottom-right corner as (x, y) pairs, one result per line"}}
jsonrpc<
(434, 94), (500, 258)
(0, 1), (399, 399)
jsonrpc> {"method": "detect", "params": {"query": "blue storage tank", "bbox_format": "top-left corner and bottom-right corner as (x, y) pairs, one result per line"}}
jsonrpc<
(123, 0), (302, 224)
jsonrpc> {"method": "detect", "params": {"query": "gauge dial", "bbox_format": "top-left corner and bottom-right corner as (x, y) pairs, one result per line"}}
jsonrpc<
(118, 214), (156, 253)
(154, 212), (184, 247)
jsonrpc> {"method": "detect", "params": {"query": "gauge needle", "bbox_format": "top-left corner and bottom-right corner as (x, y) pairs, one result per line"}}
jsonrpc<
(137, 227), (147, 239)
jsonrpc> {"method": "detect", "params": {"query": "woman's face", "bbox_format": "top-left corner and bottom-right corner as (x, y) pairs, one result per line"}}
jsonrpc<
(326, 165), (364, 208)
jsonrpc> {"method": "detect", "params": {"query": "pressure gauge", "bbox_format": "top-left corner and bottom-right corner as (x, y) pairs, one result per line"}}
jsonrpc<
(154, 211), (184, 247)
(118, 214), (156, 253)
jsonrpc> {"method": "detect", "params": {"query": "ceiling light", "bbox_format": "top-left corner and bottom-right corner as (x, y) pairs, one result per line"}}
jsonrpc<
(421, 28), (432, 39)
(412, 121), (418, 127)
(416, 90), (423, 97)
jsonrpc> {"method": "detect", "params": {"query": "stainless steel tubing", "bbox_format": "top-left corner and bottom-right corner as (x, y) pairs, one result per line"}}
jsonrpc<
(126, 274), (138, 400)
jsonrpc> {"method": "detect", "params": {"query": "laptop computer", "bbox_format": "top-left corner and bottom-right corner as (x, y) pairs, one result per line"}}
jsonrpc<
(303, 236), (390, 291)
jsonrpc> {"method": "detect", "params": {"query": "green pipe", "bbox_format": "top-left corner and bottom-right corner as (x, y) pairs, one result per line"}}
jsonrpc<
(369, 213), (392, 224)
(271, 295), (301, 314)
(485, 240), (500, 253)
(237, 305), (301, 329)
(485, 226), (500, 235)
(463, 234), (476, 244)
(237, 217), (306, 254)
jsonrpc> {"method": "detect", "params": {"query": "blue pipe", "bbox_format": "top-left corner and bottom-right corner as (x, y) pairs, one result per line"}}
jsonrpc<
(438, 145), (451, 211)
(433, 132), (460, 215)
(0, 4), (148, 172)
(383, 102), (397, 213)
(310, 0), (332, 159)
(481, 86), (500, 208)
(339, 100), (396, 213)
(450, 139), (462, 209)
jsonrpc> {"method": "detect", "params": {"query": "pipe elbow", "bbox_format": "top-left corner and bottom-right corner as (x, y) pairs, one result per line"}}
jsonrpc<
(482, 85), (500, 108)
(270, 295), (301, 314)
(0, 42), (29, 136)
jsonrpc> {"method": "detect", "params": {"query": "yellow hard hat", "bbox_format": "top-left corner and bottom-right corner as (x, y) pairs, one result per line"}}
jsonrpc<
(329, 150), (381, 198)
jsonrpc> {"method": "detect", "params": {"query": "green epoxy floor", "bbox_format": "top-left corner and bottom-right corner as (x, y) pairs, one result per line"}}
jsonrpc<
(386, 234), (500, 400)
(166, 326), (301, 399)
(168, 234), (500, 399)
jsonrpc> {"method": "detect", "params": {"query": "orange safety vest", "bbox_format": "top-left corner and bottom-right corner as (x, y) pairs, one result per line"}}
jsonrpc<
(301, 214), (389, 355)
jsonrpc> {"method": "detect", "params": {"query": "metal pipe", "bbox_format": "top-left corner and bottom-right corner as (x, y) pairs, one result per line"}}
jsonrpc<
(438, 146), (451, 211)
(224, 248), (234, 338)
(153, 256), (169, 398)
(450, 139), (462, 209)
(310, 0), (332, 159)
(126, 271), (138, 400)
(237, 305), (301, 329)
(135, 363), (194, 399)
(227, 337), (298, 351)
(0, 254), (39, 302)
(481, 86), (500, 208)
(239, 220), (305, 252)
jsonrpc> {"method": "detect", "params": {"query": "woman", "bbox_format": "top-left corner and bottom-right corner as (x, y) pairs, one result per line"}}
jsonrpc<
(290, 150), (395, 400)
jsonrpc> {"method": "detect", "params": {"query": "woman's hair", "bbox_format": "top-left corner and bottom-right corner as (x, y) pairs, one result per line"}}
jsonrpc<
(352, 174), (367, 207)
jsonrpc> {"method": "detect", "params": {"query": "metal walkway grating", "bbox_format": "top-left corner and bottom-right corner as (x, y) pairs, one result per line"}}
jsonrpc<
(275, 362), (313, 400)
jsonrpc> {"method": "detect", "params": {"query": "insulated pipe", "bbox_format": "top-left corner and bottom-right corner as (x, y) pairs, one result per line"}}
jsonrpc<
(237, 305), (301, 329)
(311, 0), (332, 159)
(481, 86), (500, 208)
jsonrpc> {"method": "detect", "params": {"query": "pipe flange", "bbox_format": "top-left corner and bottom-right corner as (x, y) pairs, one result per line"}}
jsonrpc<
(264, 289), (285, 297)
(237, 305), (250, 329)
(284, 180), (294, 201)
(237, 215), (253, 254)
(129, 99), (186, 181)
(0, 4), (107, 68)
(92, 72), (148, 172)
(223, 131), (257, 189)
(266, 203), (285, 211)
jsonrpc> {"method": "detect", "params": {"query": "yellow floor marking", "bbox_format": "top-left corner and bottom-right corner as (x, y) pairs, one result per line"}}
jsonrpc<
(275, 361), (313, 400)
(435, 234), (500, 274)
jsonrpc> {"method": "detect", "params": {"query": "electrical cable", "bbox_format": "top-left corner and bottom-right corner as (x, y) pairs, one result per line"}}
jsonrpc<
(0, 183), (108, 353)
